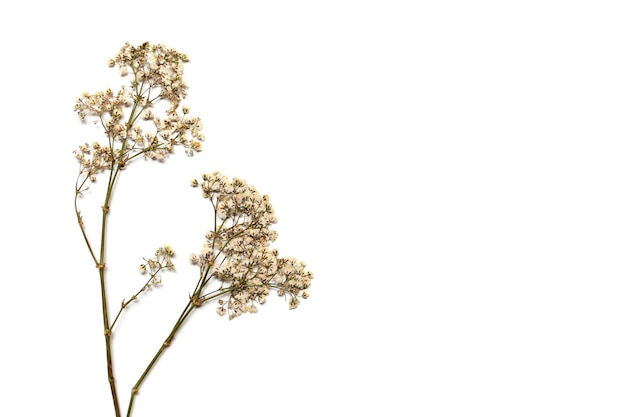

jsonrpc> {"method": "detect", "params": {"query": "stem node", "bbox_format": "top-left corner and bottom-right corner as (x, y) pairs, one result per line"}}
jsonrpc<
(190, 294), (203, 307)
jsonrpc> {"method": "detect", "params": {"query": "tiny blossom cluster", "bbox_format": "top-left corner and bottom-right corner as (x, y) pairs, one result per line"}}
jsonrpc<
(74, 141), (118, 180)
(109, 42), (189, 111)
(138, 245), (176, 288)
(189, 172), (312, 319)
(74, 87), (133, 122)
(73, 42), (204, 191)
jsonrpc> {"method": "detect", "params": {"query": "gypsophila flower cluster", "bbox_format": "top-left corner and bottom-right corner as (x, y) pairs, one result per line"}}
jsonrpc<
(189, 172), (313, 319)
(74, 141), (117, 181)
(110, 245), (177, 330)
(110, 42), (189, 111)
(138, 245), (176, 287)
(74, 42), (204, 196)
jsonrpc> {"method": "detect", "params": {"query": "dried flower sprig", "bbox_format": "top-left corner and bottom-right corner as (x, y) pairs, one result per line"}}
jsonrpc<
(73, 42), (312, 417)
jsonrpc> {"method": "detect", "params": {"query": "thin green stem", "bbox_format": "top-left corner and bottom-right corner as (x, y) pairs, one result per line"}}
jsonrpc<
(75, 176), (98, 264)
(110, 267), (164, 331)
(98, 162), (123, 417)
(125, 300), (195, 417)
(125, 265), (231, 417)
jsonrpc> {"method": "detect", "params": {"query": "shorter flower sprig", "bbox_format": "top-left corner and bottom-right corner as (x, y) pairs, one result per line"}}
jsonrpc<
(126, 173), (313, 413)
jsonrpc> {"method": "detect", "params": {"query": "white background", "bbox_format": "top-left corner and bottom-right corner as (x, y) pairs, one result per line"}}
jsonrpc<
(1, 1), (626, 416)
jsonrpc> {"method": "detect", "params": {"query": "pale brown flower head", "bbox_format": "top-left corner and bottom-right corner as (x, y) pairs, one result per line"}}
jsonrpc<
(73, 42), (204, 194)
(189, 172), (312, 319)
(110, 41), (189, 110)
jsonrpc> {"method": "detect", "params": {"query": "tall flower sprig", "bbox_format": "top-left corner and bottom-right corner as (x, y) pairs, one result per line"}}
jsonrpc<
(73, 42), (202, 417)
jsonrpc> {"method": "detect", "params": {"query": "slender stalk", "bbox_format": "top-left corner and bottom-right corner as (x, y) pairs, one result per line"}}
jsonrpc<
(100, 269), (121, 417)
(125, 274), (231, 417)
(75, 176), (98, 265)
(74, 162), (123, 417)
(125, 301), (195, 417)
(98, 163), (123, 417)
